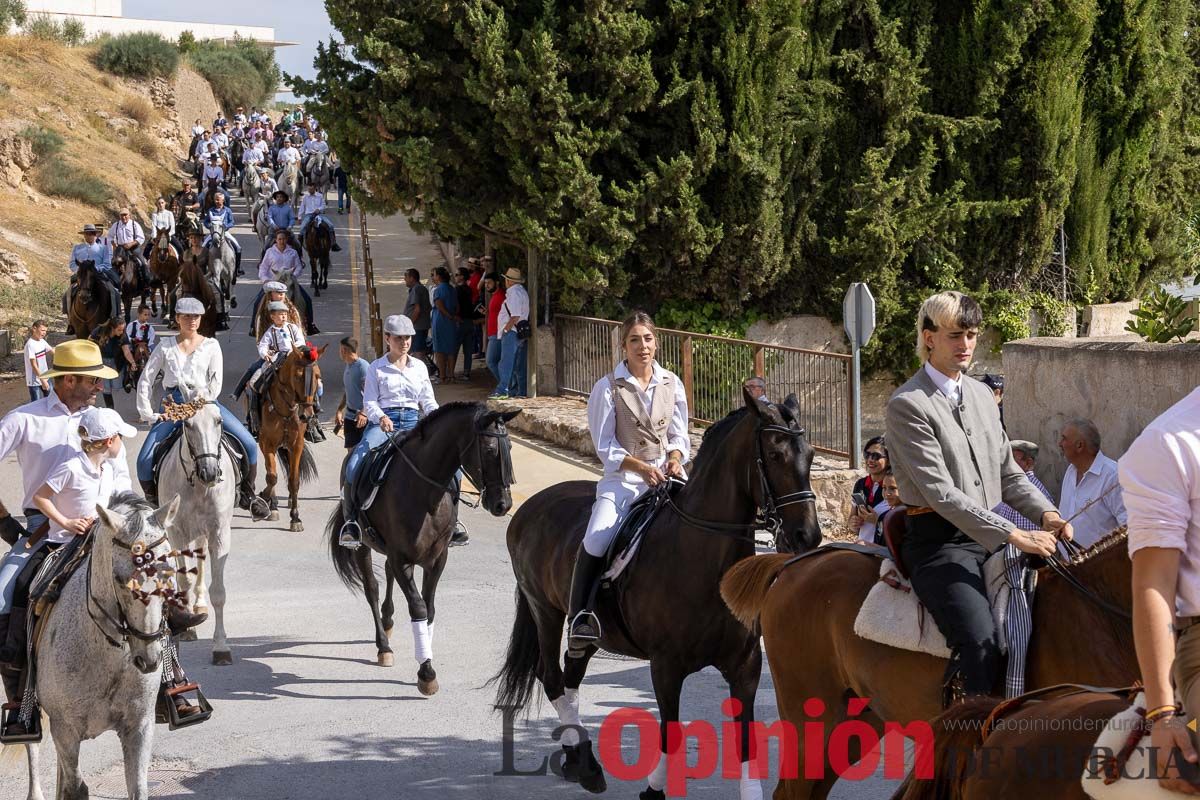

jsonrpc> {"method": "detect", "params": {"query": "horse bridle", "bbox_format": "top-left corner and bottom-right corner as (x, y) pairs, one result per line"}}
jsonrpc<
(390, 419), (515, 504)
(1041, 538), (1132, 620)
(666, 420), (817, 541)
(266, 354), (319, 422)
(87, 533), (171, 649)
(177, 403), (224, 485)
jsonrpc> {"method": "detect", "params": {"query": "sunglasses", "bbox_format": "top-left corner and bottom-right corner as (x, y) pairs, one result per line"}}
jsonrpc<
(864, 452), (887, 461)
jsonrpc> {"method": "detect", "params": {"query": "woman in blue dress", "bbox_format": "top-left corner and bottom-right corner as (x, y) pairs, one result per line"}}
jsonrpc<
(429, 266), (459, 385)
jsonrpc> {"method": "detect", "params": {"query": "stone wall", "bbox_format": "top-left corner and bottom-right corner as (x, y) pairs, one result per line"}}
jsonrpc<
(173, 66), (220, 144)
(1080, 302), (1138, 337)
(1002, 337), (1200, 492)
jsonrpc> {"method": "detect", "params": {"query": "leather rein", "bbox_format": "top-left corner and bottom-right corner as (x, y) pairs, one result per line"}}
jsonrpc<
(1042, 536), (1132, 620)
(176, 402), (224, 486)
(265, 354), (319, 423)
(87, 533), (170, 649)
(387, 421), (514, 506)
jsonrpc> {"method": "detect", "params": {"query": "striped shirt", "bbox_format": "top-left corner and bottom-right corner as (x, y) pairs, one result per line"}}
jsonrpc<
(994, 471), (1053, 530)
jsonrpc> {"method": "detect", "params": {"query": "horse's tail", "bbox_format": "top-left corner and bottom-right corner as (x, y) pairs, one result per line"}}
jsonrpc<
(719, 552), (795, 629)
(278, 446), (318, 484)
(489, 587), (541, 714)
(325, 504), (367, 591)
(892, 697), (1000, 800)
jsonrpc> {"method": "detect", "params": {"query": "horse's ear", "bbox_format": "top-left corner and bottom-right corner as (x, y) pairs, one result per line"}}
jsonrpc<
(151, 495), (181, 531)
(744, 387), (765, 416)
(501, 409), (521, 423)
(95, 504), (123, 534)
(784, 393), (800, 413)
(316, 344), (329, 358)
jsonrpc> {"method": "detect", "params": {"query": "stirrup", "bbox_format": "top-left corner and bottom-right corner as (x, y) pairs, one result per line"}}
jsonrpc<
(566, 611), (601, 656)
(1, 701), (42, 744)
(338, 520), (363, 550)
(156, 682), (213, 730)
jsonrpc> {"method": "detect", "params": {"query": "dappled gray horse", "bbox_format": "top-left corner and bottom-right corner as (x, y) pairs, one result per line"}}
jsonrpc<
(17, 494), (179, 800)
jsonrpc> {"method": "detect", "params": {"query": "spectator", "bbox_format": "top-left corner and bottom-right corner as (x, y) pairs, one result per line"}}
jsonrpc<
(467, 258), (486, 358)
(454, 267), (478, 381)
(335, 337), (369, 452)
(994, 440), (1053, 529)
(847, 436), (890, 541)
(856, 467), (901, 545)
(1058, 417), (1127, 547)
(89, 318), (134, 409)
(743, 376), (768, 402)
(495, 267), (530, 398)
(979, 374), (1005, 430)
(402, 268), (432, 366)
(23, 320), (53, 402)
(484, 272), (506, 385)
(333, 157), (350, 214)
(430, 265), (460, 385)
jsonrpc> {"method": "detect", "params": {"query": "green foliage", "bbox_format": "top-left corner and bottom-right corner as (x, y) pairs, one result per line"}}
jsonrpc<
(188, 37), (278, 112)
(34, 160), (112, 206)
(95, 32), (179, 79)
(655, 300), (758, 339)
(19, 124), (63, 157)
(0, 0), (25, 35)
(980, 290), (1071, 351)
(177, 30), (195, 54)
(23, 12), (61, 41)
(1125, 287), (1197, 342)
(60, 16), (84, 46)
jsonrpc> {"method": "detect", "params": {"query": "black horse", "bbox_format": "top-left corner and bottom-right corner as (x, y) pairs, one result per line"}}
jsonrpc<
(327, 402), (520, 695)
(493, 392), (823, 797)
(304, 219), (332, 297)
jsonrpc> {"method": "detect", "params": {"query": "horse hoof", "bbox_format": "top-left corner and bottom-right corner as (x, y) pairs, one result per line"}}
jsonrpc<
(268, 511), (279, 521)
(212, 650), (233, 666)
(178, 628), (198, 642)
(638, 788), (664, 800)
(377, 652), (394, 667)
(230, 297), (237, 308)
(290, 521), (304, 532)
(418, 676), (439, 696)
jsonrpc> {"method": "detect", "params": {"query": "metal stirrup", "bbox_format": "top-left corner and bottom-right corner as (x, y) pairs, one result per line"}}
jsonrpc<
(338, 519), (363, 550)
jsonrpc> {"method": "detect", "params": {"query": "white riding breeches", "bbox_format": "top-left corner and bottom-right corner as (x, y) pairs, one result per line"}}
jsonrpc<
(582, 473), (651, 558)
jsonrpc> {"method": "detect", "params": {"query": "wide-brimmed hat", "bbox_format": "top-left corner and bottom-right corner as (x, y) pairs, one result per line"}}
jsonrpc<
(40, 340), (118, 380)
(175, 297), (205, 316)
(503, 268), (525, 283)
(80, 224), (100, 235)
(208, 154), (220, 161)
(264, 280), (287, 293)
(79, 407), (136, 441)
(272, 190), (289, 202)
(267, 301), (289, 313)
(384, 314), (416, 336)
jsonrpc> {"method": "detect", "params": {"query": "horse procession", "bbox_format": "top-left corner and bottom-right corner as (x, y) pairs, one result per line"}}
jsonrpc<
(0, 104), (1193, 800)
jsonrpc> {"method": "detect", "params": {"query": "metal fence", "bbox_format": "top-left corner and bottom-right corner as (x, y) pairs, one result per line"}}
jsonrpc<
(555, 316), (856, 462)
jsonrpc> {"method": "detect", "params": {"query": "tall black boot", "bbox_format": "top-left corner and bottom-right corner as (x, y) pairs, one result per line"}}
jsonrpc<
(234, 248), (243, 276)
(0, 615), (11, 670)
(239, 458), (270, 521)
(566, 551), (606, 655)
(140, 478), (159, 508)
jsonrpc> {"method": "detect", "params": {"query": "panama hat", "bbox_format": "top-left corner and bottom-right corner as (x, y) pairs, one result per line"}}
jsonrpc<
(79, 407), (136, 441)
(384, 314), (416, 336)
(503, 268), (525, 284)
(79, 224), (100, 235)
(40, 340), (118, 380)
(175, 297), (205, 316)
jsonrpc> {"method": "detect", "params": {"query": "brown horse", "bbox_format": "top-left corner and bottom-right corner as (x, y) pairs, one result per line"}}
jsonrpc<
(177, 255), (220, 338)
(68, 260), (115, 338)
(892, 687), (1138, 800)
(202, 178), (222, 214)
(258, 344), (326, 532)
(303, 221), (331, 297)
(112, 245), (149, 322)
(149, 226), (180, 320)
(719, 528), (1137, 800)
(123, 338), (151, 394)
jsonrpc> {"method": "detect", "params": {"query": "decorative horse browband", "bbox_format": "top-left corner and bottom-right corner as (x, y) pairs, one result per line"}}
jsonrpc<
(117, 533), (206, 610)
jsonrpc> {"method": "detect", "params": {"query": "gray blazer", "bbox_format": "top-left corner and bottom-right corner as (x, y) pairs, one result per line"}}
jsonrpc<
(885, 368), (1056, 551)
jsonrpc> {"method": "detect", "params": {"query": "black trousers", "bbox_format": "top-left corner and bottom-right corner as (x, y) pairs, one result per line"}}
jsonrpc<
(901, 513), (1001, 696)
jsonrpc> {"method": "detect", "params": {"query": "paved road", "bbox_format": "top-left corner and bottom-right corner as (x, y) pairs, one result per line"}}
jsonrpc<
(0, 189), (902, 798)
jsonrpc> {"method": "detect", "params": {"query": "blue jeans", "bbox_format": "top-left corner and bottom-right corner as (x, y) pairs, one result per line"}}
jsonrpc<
(102, 356), (122, 394)
(344, 407), (419, 486)
(497, 330), (528, 397)
(337, 186), (349, 211)
(0, 532), (50, 615)
(486, 336), (502, 382)
(136, 389), (257, 481)
(27, 385), (45, 402)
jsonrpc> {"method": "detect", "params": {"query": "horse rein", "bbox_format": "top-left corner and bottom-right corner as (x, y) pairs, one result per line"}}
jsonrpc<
(265, 354), (319, 422)
(87, 533), (171, 649)
(387, 421), (515, 505)
(1041, 536), (1132, 620)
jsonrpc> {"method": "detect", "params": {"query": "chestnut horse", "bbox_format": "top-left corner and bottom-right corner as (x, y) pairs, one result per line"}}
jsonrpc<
(123, 338), (151, 393)
(177, 256), (220, 338)
(720, 528), (1137, 800)
(258, 344), (325, 532)
(112, 246), (150, 322)
(149, 226), (180, 321)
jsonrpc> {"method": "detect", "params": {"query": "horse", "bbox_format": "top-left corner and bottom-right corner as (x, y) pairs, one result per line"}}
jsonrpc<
(305, 152), (332, 195)
(157, 399), (240, 666)
(205, 220), (238, 314)
(304, 217), (332, 296)
(12, 493), (180, 800)
(68, 260), (115, 338)
(229, 139), (245, 186)
(494, 393), (823, 798)
(176, 256), (220, 338)
(256, 345), (324, 532)
(718, 527), (1137, 800)
(276, 162), (301, 211)
(242, 163), (262, 206)
(112, 246), (150, 322)
(123, 338), (151, 394)
(327, 403), (520, 693)
(201, 179), (224, 215)
(149, 227), (180, 321)
(251, 195), (271, 249)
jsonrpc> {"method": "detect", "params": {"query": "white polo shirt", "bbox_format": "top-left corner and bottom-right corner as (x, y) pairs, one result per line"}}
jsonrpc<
(23, 338), (52, 387)
(41, 449), (116, 544)
(1061, 450), (1128, 547)
(0, 393), (83, 509)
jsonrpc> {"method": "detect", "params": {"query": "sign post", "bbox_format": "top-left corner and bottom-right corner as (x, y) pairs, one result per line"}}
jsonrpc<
(843, 283), (876, 469)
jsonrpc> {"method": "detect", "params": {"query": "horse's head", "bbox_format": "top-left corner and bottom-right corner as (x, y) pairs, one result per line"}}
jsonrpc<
(180, 401), (225, 486)
(131, 339), (151, 368)
(155, 227), (170, 248)
(461, 407), (521, 516)
(279, 344), (326, 424)
(742, 392), (823, 554)
(93, 493), (180, 675)
(210, 220), (226, 245)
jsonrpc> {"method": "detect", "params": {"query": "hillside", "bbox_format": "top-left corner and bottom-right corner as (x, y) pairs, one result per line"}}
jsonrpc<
(0, 36), (219, 334)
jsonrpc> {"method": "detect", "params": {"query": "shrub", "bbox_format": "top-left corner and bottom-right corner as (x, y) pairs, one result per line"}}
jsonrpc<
(0, 0), (26, 35)
(177, 30), (195, 54)
(120, 95), (154, 125)
(126, 130), (158, 159)
(60, 16), (84, 46)
(95, 32), (179, 79)
(99, 74), (115, 90)
(19, 124), (63, 157)
(23, 12), (61, 42)
(1125, 287), (1196, 343)
(0, 82), (10, 96)
(34, 160), (112, 206)
(188, 37), (279, 111)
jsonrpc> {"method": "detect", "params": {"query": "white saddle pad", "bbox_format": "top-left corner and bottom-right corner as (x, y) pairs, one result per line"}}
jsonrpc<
(1082, 691), (1183, 800)
(852, 551), (1011, 658)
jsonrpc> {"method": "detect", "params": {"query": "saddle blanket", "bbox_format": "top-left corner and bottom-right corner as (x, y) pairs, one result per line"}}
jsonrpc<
(1082, 691), (1184, 800)
(852, 551), (1012, 658)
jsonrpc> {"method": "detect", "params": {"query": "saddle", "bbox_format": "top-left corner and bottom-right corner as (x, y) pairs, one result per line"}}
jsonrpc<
(598, 479), (684, 586)
(149, 422), (244, 491)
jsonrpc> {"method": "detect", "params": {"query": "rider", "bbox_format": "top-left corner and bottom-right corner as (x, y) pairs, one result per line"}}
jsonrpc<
(566, 311), (690, 654)
(337, 314), (439, 547)
(201, 192), (242, 276)
(257, 230), (318, 335)
(267, 190), (296, 241)
(885, 291), (1071, 704)
(172, 178), (201, 232)
(127, 303), (157, 351)
(136, 297), (270, 521)
(144, 196), (178, 260)
(239, 301), (308, 433)
(212, 125), (230, 152)
(278, 139), (302, 171)
(242, 138), (264, 172)
(65, 224), (120, 334)
(297, 183), (342, 252)
(203, 153), (226, 192)
(108, 208), (151, 287)
(301, 131), (328, 172)
(192, 130), (213, 162)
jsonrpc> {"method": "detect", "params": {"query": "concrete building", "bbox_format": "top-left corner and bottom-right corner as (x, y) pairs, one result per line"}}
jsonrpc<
(21, 0), (293, 48)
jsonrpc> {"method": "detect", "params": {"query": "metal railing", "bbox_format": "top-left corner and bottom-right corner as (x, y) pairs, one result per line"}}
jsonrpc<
(359, 211), (383, 357)
(555, 315), (856, 461)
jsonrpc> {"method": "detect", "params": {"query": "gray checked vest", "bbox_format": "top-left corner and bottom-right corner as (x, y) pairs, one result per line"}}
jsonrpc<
(608, 369), (676, 463)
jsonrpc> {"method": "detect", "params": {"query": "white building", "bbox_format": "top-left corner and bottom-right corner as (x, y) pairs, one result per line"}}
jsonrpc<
(21, 1), (293, 48)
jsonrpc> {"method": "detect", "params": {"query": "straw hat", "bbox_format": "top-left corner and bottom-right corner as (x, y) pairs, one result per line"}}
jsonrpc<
(40, 340), (118, 380)
(503, 268), (525, 284)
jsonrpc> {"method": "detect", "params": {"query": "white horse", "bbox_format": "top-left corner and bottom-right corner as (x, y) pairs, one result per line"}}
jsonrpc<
(206, 220), (238, 314)
(13, 494), (179, 800)
(241, 164), (261, 205)
(251, 196), (272, 250)
(276, 162), (301, 212)
(157, 402), (238, 666)
(305, 152), (332, 195)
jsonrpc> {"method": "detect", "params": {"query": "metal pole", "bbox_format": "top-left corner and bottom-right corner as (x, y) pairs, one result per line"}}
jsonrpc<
(850, 345), (862, 470)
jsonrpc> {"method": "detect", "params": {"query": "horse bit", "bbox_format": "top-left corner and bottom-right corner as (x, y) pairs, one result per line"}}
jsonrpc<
(172, 401), (224, 486)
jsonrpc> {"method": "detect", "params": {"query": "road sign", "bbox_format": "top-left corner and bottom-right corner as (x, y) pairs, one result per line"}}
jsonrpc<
(844, 283), (876, 349)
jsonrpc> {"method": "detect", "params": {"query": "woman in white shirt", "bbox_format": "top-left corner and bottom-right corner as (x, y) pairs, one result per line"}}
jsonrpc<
(338, 314), (438, 541)
(135, 297), (267, 519)
(143, 196), (177, 259)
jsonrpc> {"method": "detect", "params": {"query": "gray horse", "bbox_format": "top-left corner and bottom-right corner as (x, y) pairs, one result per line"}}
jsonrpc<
(305, 152), (331, 195)
(276, 162), (302, 212)
(158, 402), (238, 666)
(241, 165), (262, 205)
(14, 493), (179, 800)
(205, 220), (238, 317)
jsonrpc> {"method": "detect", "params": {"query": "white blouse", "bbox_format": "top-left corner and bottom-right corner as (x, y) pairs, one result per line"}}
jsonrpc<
(363, 355), (438, 424)
(150, 209), (175, 238)
(137, 336), (223, 422)
(587, 360), (691, 474)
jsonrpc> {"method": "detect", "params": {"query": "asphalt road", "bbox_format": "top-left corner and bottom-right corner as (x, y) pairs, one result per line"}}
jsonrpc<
(0, 187), (903, 799)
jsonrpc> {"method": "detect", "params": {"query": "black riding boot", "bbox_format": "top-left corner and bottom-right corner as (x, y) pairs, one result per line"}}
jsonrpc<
(140, 478), (159, 508)
(234, 249), (243, 276)
(167, 605), (208, 635)
(0, 615), (10, 670)
(239, 459), (270, 521)
(566, 551), (606, 655)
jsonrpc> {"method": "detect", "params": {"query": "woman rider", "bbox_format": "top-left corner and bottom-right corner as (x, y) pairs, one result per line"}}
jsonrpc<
(135, 297), (269, 520)
(566, 311), (691, 655)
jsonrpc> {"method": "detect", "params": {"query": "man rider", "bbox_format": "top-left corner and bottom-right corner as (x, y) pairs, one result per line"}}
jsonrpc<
(266, 190), (296, 243)
(297, 183), (341, 252)
(201, 192), (242, 275)
(64, 224), (120, 334)
(202, 153), (226, 191)
(108, 208), (151, 286)
(172, 179), (201, 238)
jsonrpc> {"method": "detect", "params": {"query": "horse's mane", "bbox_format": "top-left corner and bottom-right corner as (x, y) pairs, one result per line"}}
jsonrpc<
(103, 491), (155, 541)
(691, 407), (750, 471)
(1046, 525), (1135, 660)
(409, 401), (483, 440)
